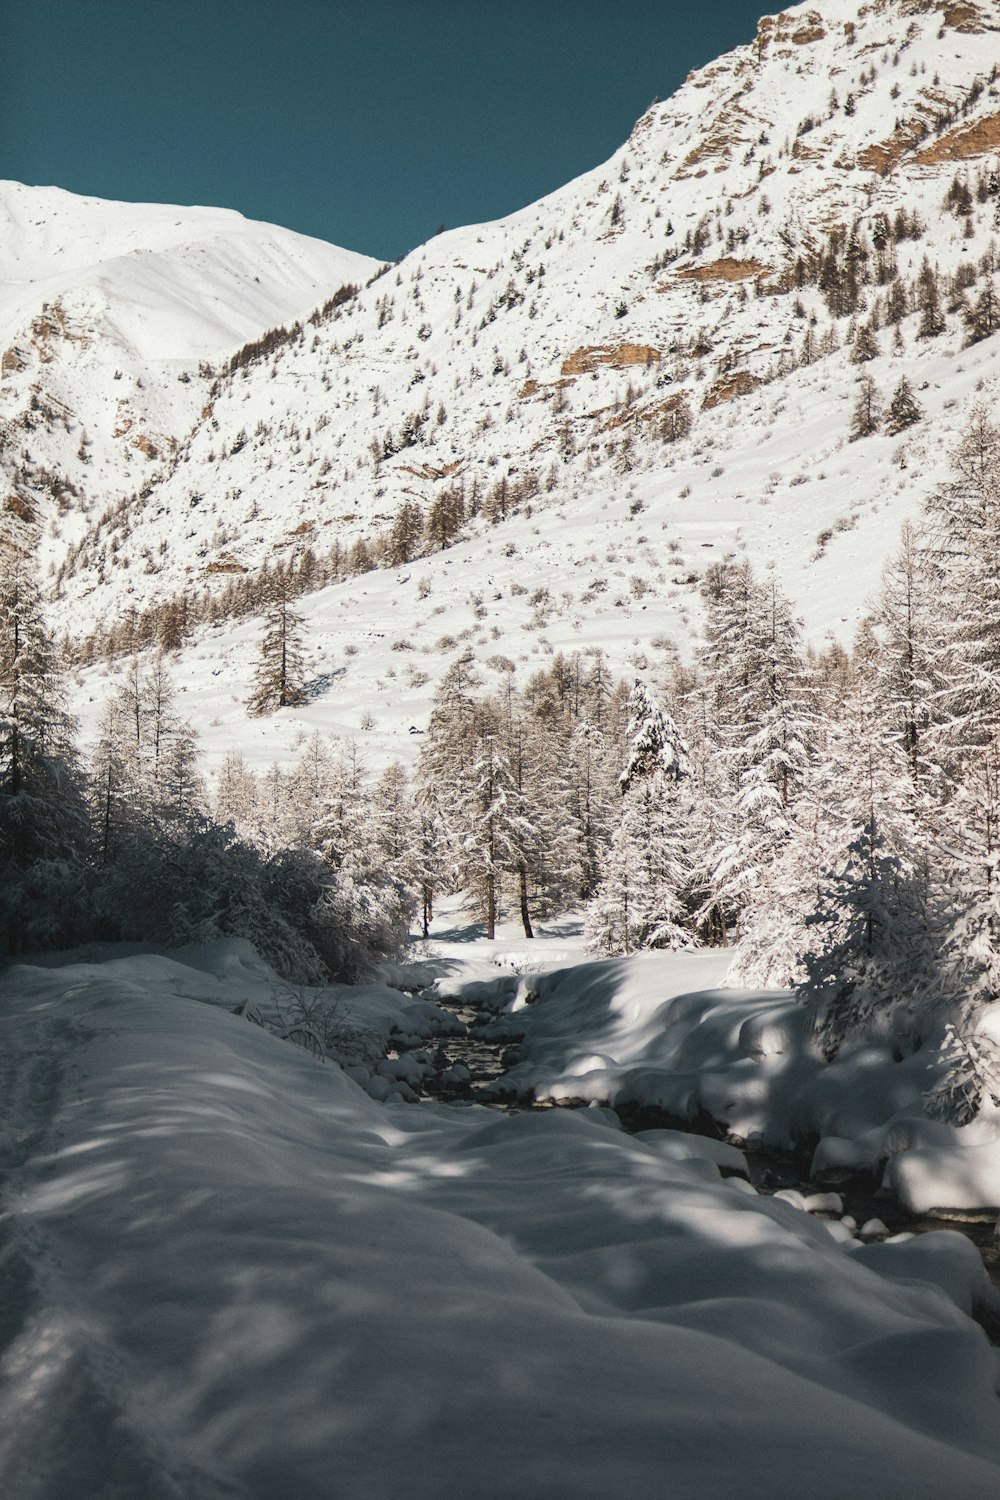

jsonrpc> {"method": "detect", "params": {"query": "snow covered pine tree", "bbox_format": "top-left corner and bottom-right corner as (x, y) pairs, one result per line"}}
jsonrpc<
(585, 681), (694, 954)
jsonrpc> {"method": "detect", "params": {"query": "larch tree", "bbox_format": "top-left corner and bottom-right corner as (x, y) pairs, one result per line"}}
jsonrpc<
(307, 739), (415, 971)
(413, 651), (484, 915)
(849, 374), (881, 440)
(0, 547), (87, 950)
(92, 657), (203, 842)
(566, 719), (618, 900)
(90, 694), (140, 866)
(800, 724), (935, 1062)
(455, 718), (533, 941)
(885, 376), (922, 435)
(385, 501), (424, 566)
(214, 752), (261, 838)
(247, 575), (308, 715)
(916, 259), (946, 339)
(867, 519), (939, 787)
(964, 276), (1000, 343)
(731, 685), (926, 998)
(697, 564), (814, 941)
(923, 404), (1000, 765)
(501, 699), (582, 936)
(922, 740), (1000, 1122)
(585, 681), (694, 955)
(851, 320), (881, 363)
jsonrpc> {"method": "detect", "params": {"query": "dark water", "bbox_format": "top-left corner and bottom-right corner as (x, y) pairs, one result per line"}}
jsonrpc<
(392, 989), (1000, 1331)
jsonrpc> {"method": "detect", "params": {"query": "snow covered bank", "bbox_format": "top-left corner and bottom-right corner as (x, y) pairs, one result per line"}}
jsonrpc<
(3, 942), (1000, 1498)
(471, 950), (1000, 1215)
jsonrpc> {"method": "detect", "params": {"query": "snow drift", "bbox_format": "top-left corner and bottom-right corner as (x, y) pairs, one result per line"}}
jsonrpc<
(3, 942), (1000, 1498)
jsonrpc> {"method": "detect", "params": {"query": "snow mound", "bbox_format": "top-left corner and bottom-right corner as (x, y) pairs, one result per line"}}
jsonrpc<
(3, 946), (1000, 1496)
(475, 948), (1000, 1213)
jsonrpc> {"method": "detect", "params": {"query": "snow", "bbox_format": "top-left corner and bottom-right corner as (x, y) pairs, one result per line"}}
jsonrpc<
(9, 6), (1000, 1485)
(3, 0), (999, 787)
(433, 941), (1000, 1214)
(5, 937), (1000, 1497)
(0, 180), (377, 355)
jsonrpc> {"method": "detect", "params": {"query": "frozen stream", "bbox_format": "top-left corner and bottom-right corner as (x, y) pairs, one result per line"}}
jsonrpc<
(391, 981), (1000, 1326)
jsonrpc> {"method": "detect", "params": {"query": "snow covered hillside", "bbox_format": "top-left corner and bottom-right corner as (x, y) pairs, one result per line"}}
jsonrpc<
(0, 180), (377, 585)
(5, 0), (1000, 772)
(5, 939), (1000, 1499)
(0, 180), (376, 354)
(12, 8), (1000, 1485)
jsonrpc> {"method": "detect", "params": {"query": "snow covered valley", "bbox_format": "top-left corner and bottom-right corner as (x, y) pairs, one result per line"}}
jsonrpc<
(6, 924), (1000, 1499)
(11, 0), (1000, 1490)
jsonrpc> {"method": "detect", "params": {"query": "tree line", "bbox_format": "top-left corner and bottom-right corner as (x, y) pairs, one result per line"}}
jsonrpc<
(0, 552), (412, 981)
(8, 404), (1000, 1124)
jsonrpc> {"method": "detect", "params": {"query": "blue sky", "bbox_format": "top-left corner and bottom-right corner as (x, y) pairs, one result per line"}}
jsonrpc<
(4, 1), (767, 260)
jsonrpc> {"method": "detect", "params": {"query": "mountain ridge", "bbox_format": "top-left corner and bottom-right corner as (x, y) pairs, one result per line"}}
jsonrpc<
(4, 0), (1000, 772)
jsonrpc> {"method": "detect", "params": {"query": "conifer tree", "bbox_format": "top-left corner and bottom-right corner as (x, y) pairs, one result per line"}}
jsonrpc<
(414, 651), (483, 889)
(917, 259), (946, 338)
(885, 375), (922, 434)
(91, 657), (203, 844)
(851, 320), (880, 363)
(0, 547), (86, 949)
(443, 700), (534, 939)
(372, 760), (420, 894)
(567, 720), (618, 899)
(660, 393), (693, 444)
(283, 731), (338, 847)
(423, 487), (465, 552)
(90, 695), (139, 866)
(696, 565), (814, 937)
(585, 682), (694, 955)
(868, 520), (939, 784)
(215, 752), (261, 836)
(385, 501), (424, 566)
(734, 690), (932, 1012)
(923, 405), (1000, 762)
(502, 701), (582, 934)
(849, 374), (881, 439)
(803, 803), (933, 1061)
(247, 576), (308, 715)
(964, 277), (1000, 343)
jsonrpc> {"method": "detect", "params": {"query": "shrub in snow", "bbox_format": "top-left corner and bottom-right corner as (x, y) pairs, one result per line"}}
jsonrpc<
(239, 983), (384, 1067)
(801, 817), (934, 1060)
(924, 1023), (1000, 1127)
(85, 819), (332, 983)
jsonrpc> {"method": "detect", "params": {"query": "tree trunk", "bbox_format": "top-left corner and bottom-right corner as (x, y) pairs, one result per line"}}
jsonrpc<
(486, 876), (496, 941)
(519, 865), (534, 939)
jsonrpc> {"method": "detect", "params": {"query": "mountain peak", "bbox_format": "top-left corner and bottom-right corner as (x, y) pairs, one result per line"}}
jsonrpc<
(4, 4), (1000, 771)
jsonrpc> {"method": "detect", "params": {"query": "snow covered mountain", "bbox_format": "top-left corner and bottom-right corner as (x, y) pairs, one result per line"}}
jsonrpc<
(5, 0), (1000, 769)
(0, 180), (377, 560)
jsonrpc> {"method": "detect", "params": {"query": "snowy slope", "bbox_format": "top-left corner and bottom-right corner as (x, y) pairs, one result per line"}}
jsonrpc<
(7, 0), (1000, 770)
(4, 941), (1000, 1499)
(0, 179), (377, 353)
(0, 181), (377, 569)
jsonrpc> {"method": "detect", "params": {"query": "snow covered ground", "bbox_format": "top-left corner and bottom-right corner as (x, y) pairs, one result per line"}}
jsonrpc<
(469, 948), (1000, 1215)
(5, 928), (1000, 1498)
(9, 0), (1000, 794)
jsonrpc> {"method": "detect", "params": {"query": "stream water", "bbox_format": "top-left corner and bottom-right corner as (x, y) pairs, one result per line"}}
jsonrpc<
(390, 987), (1000, 1324)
